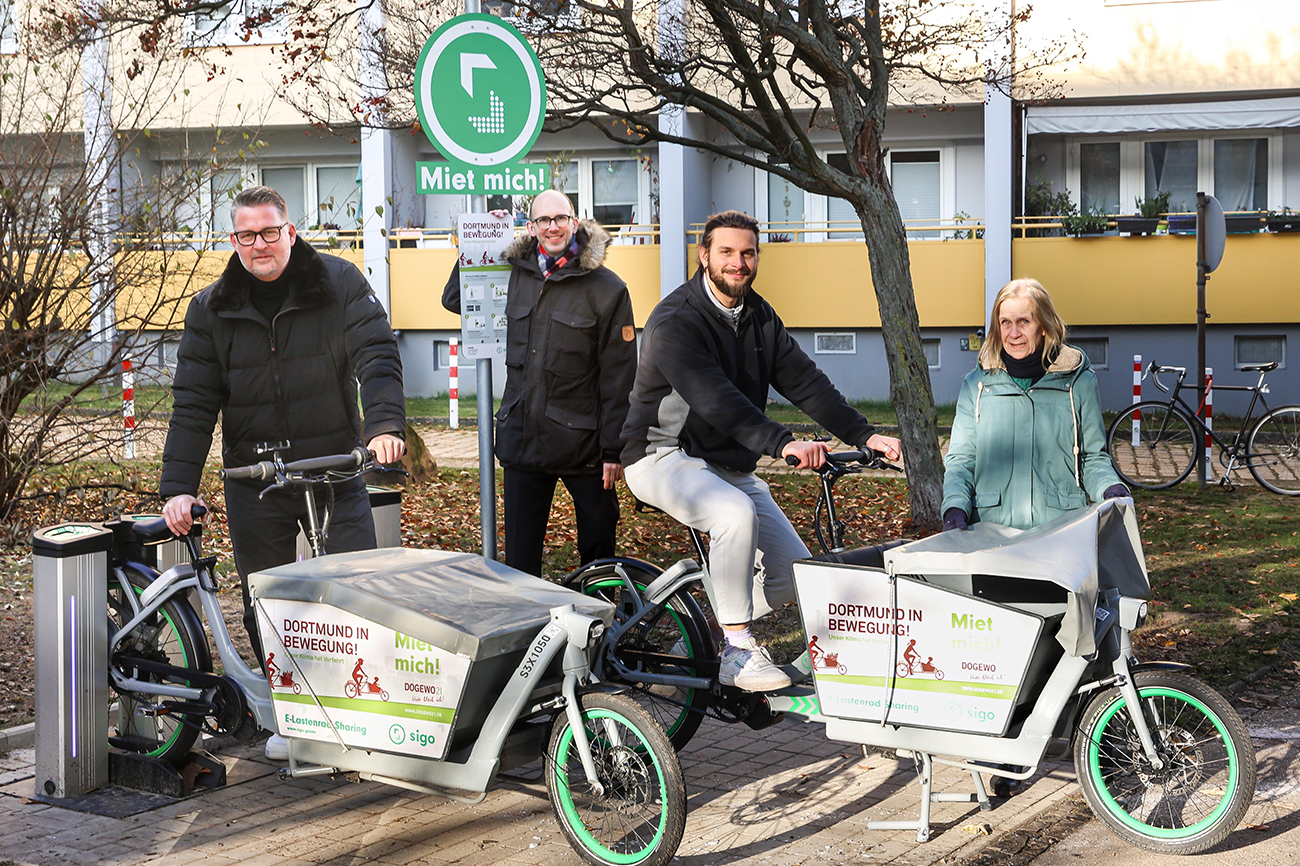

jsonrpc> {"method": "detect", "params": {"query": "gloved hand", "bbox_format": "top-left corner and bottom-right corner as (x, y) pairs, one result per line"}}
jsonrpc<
(942, 508), (969, 532)
(1103, 484), (1130, 500)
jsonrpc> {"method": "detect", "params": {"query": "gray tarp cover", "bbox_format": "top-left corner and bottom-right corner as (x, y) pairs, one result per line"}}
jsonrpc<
(249, 548), (614, 660)
(882, 500), (1149, 656)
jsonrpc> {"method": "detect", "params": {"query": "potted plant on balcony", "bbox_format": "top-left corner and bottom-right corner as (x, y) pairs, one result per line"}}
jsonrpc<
(1117, 191), (1170, 236)
(1267, 208), (1300, 233)
(1061, 209), (1110, 237)
(1225, 211), (1264, 233)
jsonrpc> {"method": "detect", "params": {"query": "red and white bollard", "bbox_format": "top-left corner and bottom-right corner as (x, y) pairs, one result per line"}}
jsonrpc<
(1204, 367), (1214, 480)
(122, 358), (135, 460)
(449, 337), (459, 429)
(1131, 355), (1142, 446)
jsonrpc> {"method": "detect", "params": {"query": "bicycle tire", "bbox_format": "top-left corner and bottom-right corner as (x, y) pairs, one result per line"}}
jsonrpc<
(1073, 671), (1255, 854)
(545, 692), (687, 866)
(344, 681), (358, 699)
(1247, 405), (1300, 495)
(108, 567), (211, 765)
(573, 560), (714, 751)
(1106, 401), (1198, 489)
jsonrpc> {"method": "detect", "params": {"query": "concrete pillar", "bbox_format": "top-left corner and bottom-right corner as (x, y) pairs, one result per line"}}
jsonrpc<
(983, 0), (1014, 323)
(359, 0), (392, 312)
(82, 8), (118, 370)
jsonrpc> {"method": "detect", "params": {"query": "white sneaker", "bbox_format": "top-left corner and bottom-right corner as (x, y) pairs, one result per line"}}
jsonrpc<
(719, 639), (792, 692)
(669, 639), (688, 657)
(264, 733), (289, 761)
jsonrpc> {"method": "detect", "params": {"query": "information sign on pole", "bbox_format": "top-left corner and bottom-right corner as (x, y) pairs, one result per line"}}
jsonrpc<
(454, 213), (512, 360)
(414, 14), (549, 193)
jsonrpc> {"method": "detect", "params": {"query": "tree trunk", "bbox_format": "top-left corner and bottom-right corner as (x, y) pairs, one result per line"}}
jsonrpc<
(855, 194), (944, 531)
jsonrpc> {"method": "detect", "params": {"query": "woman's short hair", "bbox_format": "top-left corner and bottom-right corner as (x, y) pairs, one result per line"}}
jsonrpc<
(978, 278), (1068, 371)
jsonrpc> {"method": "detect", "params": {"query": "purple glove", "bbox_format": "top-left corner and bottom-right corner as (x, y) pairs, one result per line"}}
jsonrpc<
(942, 508), (969, 532)
(1103, 484), (1130, 500)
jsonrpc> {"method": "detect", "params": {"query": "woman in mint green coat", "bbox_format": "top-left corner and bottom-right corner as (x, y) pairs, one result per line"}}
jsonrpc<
(942, 278), (1128, 533)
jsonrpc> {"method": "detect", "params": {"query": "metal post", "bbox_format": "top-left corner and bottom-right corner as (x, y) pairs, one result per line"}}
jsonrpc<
(1195, 192), (1209, 490)
(477, 361), (496, 560)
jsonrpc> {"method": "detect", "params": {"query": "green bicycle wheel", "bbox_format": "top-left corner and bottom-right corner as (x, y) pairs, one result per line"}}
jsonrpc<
(108, 567), (211, 764)
(546, 692), (687, 866)
(1073, 671), (1255, 854)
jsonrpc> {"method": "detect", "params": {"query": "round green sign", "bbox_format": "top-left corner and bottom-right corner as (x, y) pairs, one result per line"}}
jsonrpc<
(414, 14), (547, 167)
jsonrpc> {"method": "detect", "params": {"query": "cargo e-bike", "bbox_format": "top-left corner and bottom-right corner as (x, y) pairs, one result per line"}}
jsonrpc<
(105, 447), (686, 866)
(566, 453), (1256, 853)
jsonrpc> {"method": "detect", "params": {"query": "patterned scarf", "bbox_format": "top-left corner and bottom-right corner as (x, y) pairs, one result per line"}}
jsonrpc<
(538, 235), (581, 278)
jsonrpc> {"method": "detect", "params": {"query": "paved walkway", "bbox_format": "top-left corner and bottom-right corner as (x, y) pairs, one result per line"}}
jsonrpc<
(3, 714), (1081, 866)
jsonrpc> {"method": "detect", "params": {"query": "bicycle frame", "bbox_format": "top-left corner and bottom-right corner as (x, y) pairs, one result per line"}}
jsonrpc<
(1145, 364), (1276, 472)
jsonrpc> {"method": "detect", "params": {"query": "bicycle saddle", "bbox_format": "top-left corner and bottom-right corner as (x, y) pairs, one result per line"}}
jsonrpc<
(1240, 362), (1278, 372)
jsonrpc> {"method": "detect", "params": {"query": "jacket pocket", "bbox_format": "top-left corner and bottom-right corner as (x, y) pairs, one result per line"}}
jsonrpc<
(545, 309), (597, 375)
(974, 490), (1002, 509)
(544, 404), (599, 431)
(1044, 487), (1087, 510)
(505, 305), (532, 367)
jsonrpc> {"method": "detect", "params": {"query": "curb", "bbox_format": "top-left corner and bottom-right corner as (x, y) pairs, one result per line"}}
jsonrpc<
(0, 721), (34, 753)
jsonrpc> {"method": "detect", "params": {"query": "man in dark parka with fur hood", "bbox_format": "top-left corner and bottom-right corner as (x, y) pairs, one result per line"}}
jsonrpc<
(442, 189), (637, 576)
(161, 186), (406, 666)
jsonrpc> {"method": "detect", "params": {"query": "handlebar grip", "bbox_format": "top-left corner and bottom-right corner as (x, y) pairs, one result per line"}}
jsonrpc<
(785, 455), (800, 466)
(281, 447), (370, 474)
(220, 461), (275, 481)
(828, 450), (868, 465)
(190, 504), (208, 520)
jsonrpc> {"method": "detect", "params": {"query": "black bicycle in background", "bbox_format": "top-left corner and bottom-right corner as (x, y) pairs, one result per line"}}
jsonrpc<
(1106, 361), (1300, 494)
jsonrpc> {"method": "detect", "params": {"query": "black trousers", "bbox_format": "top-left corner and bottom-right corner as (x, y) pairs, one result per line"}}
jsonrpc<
(224, 477), (376, 664)
(502, 468), (619, 577)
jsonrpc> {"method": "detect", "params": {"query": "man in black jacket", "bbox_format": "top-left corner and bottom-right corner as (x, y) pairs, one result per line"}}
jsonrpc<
(161, 186), (406, 676)
(443, 190), (637, 576)
(622, 210), (900, 692)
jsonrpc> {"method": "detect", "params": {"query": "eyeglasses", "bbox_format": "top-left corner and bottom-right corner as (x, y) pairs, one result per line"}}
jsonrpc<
(530, 214), (572, 230)
(233, 223), (289, 246)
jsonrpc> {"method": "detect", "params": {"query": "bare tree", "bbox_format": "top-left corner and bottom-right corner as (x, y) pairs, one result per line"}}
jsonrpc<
(79, 0), (1079, 527)
(0, 8), (266, 535)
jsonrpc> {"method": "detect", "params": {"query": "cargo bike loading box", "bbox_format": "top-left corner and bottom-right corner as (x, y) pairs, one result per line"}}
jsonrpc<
(248, 548), (615, 760)
(793, 501), (1150, 737)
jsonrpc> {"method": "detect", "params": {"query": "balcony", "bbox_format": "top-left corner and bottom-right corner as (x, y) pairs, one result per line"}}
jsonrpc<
(111, 220), (1300, 331)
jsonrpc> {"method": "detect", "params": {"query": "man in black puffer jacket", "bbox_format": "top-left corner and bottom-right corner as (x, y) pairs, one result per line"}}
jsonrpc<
(161, 186), (406, 670)
(443, 189), (637, 577)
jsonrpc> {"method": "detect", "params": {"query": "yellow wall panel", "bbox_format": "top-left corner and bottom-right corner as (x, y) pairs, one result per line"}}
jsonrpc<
(1012, 234), (1300, 326)
(389, 249), (463, 330)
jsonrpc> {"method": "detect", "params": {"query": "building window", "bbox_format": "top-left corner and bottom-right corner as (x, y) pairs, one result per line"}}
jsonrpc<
(188, 0), (285, 46)
(923, 338), (940, 369)
(1144, 140), (1198, 214)
(434, 341), (451, 370)
(482, 0), (578, 31)
(1214, 138), (1268, 212)
(1072, 337), (1109, 369)
(0, 0), (17, 54)
(315, 165), (361, 228)
(1080, 143), (1120, 214)
(767, 167), (805, 241)
(1235, 335), (1285, 370)
(593, 158), (639, 226)
(815, 332), (856, 355)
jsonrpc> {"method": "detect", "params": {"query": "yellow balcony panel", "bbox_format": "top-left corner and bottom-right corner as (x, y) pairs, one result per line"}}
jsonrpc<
(684, 239), (985, 329)
(390, 242), (662, 329)
(1012, 233), (1300, 327)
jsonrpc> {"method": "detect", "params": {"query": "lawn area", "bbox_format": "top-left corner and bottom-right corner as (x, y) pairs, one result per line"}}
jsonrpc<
(1, 458), (1292, 713)
(21, 386), (951, 429)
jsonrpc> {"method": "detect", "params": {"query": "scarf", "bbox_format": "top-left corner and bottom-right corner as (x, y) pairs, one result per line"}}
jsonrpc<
(539, 235), (581, 278)
(1001, 344), (1058, 384)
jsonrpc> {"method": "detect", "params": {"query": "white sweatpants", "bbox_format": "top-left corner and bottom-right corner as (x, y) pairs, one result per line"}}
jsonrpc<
(625, 447), (809, 625)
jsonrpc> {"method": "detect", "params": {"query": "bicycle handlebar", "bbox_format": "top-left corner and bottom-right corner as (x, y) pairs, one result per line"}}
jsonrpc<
(784, 448), (901, 473)
(220, 446), (372, 482)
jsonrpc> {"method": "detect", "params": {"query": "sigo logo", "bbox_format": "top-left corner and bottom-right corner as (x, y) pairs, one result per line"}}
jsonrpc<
(388, 723), (406, 745)
(407, 728), (439, 748)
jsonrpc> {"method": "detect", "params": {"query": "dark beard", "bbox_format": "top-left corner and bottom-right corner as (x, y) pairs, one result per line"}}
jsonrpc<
(706, 260), (757, 300)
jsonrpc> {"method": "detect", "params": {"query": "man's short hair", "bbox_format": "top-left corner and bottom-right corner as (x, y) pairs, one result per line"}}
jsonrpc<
(231, 186), (289, 226)
(701, 210), (760, 251)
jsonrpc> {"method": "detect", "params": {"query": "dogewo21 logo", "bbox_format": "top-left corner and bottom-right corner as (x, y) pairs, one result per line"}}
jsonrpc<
(413, 14), (547, 167)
